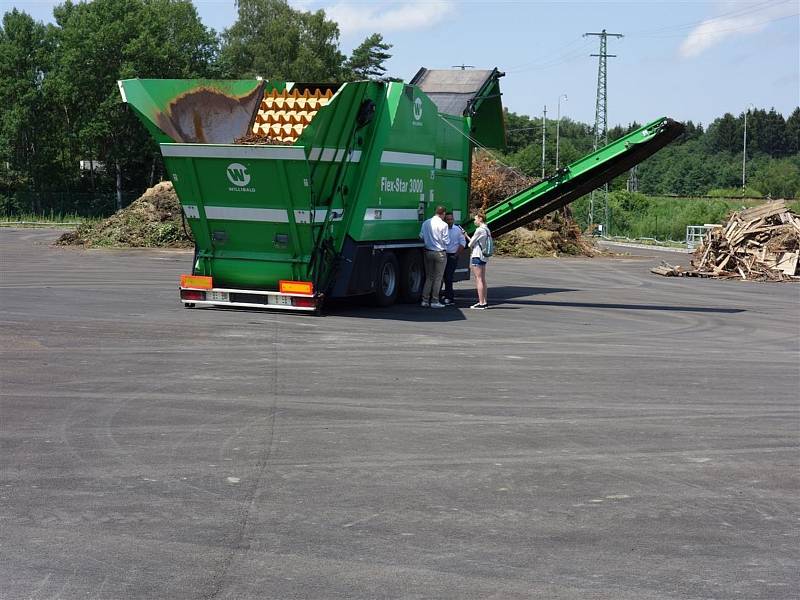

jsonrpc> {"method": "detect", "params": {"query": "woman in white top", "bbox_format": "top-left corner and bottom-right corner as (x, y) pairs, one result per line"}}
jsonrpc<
(465, 210), (490, 309)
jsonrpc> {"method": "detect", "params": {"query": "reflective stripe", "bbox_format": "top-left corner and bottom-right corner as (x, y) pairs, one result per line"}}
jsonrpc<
(183, 205), (200, 219)
(161, 144), (306, 161)
(205, 206), (289, 223)
(453, 210), (462, 222)
(308, 148), (361, 163)
(117, 80), (128, 103)
(293, 209), (345, 224)
(446, 159), (464, 172)
(380, 151), (435, 167)
(364, 208), (420, 221)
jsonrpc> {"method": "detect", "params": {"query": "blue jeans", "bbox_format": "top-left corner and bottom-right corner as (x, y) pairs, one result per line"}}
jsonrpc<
(441, 253), (458, 301)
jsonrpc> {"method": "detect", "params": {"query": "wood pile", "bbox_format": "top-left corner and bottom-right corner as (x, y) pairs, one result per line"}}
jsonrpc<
(651, 200), (800, 281)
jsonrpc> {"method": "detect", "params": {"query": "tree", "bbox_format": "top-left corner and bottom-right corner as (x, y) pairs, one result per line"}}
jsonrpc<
(786, 108), (800, 155)
(0, 10), (60, 209)
(47, 0), (218, 208)
(750, 159), (800, 198)
(345, 33), (392, 80)
(220, 0), (345, 81)
(705, 112), (740, 153)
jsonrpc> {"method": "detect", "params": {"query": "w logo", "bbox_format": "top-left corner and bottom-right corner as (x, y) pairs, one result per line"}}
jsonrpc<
(226, 163), (251, 187)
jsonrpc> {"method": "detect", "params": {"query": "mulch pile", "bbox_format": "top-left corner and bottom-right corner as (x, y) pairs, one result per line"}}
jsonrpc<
(56, 182), (192, 248)
(651, 200), (800, 281)
(234, 132), (293, 146)
(470, 153), (598, 257)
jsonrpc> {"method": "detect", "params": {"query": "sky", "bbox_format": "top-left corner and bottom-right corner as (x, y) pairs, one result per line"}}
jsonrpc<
(3, 0), (798, 127)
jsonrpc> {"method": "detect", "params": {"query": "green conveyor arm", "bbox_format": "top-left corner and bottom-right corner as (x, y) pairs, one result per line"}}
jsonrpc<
(483, 117), (685, 236)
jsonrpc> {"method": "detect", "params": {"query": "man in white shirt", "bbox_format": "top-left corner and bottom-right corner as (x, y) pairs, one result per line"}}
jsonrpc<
(419, 205), (450, 308)
(440, 211), (466, 305)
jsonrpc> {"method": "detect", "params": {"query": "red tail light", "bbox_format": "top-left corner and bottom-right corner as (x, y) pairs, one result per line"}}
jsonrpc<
(292, 297), (316, 308)
(181, 289), (206, 301)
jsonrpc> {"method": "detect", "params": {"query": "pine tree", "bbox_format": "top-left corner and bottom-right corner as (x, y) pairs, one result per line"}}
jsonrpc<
(346, 33), (392, 80)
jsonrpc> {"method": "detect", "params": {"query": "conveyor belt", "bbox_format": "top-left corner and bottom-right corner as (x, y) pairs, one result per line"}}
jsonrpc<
(484, 117), (684, 236)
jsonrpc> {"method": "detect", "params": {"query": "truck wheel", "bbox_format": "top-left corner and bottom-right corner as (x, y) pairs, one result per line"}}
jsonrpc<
(399, 250), (424, 303)
(373, 252), (399, 307)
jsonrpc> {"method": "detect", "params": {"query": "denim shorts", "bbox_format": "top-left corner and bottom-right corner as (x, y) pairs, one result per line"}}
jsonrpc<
(471, 257), (487, 267)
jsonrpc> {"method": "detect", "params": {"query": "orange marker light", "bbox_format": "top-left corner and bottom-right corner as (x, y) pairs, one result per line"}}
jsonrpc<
(279, 280), (313, 295)
(180, 274), (213, 290)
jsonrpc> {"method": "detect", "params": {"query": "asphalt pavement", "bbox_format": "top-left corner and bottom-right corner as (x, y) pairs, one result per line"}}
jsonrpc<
(1, 229), (798, 599)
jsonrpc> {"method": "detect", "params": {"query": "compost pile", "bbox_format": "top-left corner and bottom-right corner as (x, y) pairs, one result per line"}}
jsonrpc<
(470, 153), (598, 257)
(56, 182), (192, 248)
(651, 200), (800, 281)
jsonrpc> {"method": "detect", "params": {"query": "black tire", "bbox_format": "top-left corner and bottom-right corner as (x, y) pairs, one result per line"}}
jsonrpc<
(398, 249), (424, 303)
(373, 251), (399, 307)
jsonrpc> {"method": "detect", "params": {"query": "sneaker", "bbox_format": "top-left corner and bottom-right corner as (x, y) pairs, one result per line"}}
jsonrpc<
(470, 303), (488, 310)
(420, 300), (430, 308)
(430, 302), (446, 309)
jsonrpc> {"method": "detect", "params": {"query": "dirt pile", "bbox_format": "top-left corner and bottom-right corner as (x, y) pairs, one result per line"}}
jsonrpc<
(651, 200), (800, 281)
(56, 182), (192, 248)
(470, 153), (597, 257)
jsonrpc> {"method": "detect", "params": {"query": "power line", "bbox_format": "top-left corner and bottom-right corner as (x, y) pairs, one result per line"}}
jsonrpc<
(626, 0), (791, 36)
(584, 29), (622, 235)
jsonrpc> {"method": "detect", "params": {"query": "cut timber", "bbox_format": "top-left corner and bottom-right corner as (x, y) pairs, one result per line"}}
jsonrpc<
(654, 201), (800, 282)
(739, 200), (787, 222)
(775, 252), (799, 276)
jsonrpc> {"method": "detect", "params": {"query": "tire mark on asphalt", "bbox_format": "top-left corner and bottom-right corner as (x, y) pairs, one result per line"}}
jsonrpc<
(202, 314), (280, 600)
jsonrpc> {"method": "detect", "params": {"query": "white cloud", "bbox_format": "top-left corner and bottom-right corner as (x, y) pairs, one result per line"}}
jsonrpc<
(325, 1), (455, 36)
(680, 1), (798, 58)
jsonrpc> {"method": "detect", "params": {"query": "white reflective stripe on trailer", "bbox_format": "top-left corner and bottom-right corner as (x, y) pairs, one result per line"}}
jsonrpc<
(363, 208), (420, 221)
(308, 148), (361, 163)
(183, 205), (200, 219)
(204, 206), (290, 223)
(293, 209), (345, 224)
(453, 210), (462, 222)
(434, 158), (464, 172)
(160, 144), (307, 161)
(380, 151), (435, 167)
(372, 242), (425, 250)
(184, 300), (315, 312)
(117, 80), (128, 104)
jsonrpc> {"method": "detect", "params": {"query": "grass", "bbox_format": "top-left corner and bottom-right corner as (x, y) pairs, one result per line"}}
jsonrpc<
(571, 193), (794, 242)
(0, 212), (99, 227)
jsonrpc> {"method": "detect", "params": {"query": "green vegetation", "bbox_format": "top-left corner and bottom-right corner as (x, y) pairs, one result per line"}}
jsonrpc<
(501, 108), (800, 200)
(0, 212), (97, 226)
(570, 192), (769, 241)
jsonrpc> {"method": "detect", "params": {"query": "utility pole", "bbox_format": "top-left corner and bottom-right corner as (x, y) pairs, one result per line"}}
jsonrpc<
(742, 103), (754, 190)
(584, 29), (623, 235)
(541, 105), (547, 179)
(627, 165), (639, 192)
(556, 94), (567, 171)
